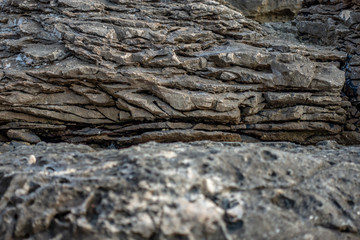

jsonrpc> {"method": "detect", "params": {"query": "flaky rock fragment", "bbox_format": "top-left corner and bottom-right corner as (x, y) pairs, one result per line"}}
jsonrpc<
(6, 129), (41, 144)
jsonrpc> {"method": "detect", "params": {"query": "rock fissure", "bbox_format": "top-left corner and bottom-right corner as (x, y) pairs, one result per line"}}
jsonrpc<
(343, 53), (359, 99)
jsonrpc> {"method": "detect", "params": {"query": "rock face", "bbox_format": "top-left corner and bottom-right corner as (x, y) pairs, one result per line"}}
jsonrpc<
(0, 0), (356, 145)
(296, 0), (360, 141)
(224, 0), (304, 22)
(0, 140), (360, 239)
(1, 2), (359, 239)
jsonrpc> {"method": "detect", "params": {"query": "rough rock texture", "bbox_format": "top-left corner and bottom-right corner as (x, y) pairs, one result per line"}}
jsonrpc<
(1, 2), (360, 240)
(296, 0), (360, 140)
(224, 0), (304, 22)
(0, 0), (356, 145)
(0, 140), (360, 240)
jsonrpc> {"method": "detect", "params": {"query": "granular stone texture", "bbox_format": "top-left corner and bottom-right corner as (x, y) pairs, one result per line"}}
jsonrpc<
(0, 141), (360, 239)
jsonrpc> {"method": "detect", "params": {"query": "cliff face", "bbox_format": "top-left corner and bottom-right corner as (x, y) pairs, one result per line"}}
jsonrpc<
(0, 0), (357, 145)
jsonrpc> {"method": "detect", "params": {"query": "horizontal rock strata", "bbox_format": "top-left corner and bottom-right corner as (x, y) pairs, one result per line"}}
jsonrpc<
(224, 0), (304, 22)
(0, 0), (356, 145)
(296, 0), (360, 142)
(0, 141), (360, 239)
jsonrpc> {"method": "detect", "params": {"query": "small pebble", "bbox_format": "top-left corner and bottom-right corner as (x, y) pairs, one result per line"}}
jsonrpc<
(28, 155), (36, 165)
(202, 178), (216, 195)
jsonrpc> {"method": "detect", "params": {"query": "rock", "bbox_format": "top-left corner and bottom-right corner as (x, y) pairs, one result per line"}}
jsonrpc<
(6, 129), (41, 144)
(295, 0), (360, 143)
(0, 141), (360, 239)
(224, 0), (304, 22)
(27, 154), (36, 165)
(0, 0), (356, 144)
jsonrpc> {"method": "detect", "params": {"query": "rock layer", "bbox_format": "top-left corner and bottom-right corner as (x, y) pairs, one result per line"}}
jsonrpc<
(0, 140), (360, 239)
(224, 0), (304, 22)
(296, 0), (360, 141)
(0, 0), (356, 145)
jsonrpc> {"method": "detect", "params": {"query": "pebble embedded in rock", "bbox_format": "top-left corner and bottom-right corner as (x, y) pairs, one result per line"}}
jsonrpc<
(28, 155), (36, 165)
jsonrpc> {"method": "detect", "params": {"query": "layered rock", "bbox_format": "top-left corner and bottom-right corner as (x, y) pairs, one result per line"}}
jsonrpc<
(223, 0), (304, 22)
(296, 0), (360, 141)
(296, 0), (359, 64)
(0, 0), (354, 145)
(0, 141), (360, 239)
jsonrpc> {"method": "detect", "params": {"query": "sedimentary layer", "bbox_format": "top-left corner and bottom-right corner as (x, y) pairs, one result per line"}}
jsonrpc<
(223, 0), (303, 22)
(296, 0), (360, 142)
(0, 0), (356, 145)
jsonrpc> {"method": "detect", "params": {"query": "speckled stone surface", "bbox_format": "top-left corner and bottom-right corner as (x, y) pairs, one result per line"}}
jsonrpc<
(0, 141), (359, 239)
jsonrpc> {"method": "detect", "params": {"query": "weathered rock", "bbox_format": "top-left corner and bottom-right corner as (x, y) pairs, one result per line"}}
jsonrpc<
(295, 0), (360, 144)
(0, 2), (359, 240)
(0, 141), (360, 239)
(296, 0), (360, 52)
(224, 0), (304, 22)
(0, 0), (356, 145)
(6, 129), (41, 144)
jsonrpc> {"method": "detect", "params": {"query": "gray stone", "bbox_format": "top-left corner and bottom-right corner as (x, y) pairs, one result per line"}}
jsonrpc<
(295, 0), (360, 140)
(6, 129), (41, 144)
(0, 141), (359, 239)
(223, 0), (303, 22)
(0, 0), (357, 145)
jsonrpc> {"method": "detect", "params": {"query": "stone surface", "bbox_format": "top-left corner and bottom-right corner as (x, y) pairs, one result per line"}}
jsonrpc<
(0, 141), (360, 239)
(0, 0), (356, 145)
(295, 0), (360, 144)
(6, 129), (41, 144)
(0, 2), (360, 240)
(224, 0), (303, 22)
(296, 0), (360, 52)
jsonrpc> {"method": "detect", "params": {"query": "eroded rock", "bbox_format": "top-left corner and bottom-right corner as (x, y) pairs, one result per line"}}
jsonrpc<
(224, 0), (304, 22)
(0, 141), (359, 239)
(295, 0), (360, 144)
(6, 129), (41, 144)
(0, 0), (356, 145)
